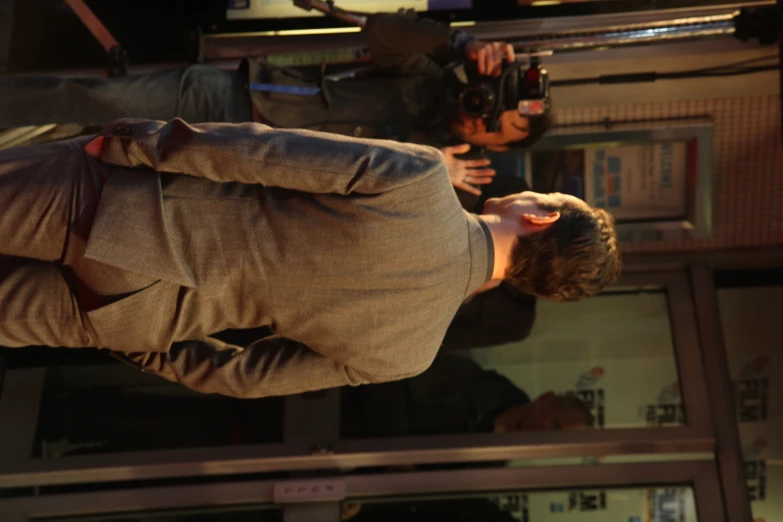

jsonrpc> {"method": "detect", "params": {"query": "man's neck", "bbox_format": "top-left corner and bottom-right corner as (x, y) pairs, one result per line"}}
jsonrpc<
(476, 214), (516, 281)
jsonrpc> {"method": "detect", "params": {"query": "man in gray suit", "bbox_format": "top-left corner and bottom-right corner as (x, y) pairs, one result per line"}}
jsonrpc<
(0, 117), (620, 398)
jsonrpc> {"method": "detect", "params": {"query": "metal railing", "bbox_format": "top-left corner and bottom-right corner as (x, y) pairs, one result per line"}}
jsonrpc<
(201, 2), (776, 61)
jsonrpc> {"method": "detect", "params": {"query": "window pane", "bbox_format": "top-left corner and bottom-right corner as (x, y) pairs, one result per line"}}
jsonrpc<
(717, 283), (783, 522)
(340, 289), (684, 441)
(33, 362), (284, 457)
(343, 486), (697, 522)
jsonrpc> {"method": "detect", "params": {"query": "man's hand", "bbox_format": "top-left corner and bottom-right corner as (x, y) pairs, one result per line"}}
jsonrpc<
(441, 143), (495, 196)
(465, 41), (515, 77)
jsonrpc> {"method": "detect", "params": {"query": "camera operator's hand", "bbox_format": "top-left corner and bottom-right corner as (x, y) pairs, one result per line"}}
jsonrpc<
(441, 143), (495, 196)
(465, 41), (515, 77)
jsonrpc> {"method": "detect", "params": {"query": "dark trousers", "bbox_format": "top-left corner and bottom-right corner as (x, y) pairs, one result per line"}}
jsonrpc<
(0, 65), (252, 128)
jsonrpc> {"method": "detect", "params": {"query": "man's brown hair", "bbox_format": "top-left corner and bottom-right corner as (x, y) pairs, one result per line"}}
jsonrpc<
(505, 200), (621, 302)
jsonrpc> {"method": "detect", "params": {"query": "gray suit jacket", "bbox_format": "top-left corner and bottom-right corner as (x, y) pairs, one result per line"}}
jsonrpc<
(84, 118), (493, 397)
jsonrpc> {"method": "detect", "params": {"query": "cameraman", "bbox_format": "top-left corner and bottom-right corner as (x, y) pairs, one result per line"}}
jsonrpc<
(0, 11), (551, 166)
(248, 13), (548, 145)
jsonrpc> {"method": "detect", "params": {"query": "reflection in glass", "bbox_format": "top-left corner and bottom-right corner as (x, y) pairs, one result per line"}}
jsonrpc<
(470, 291), (683, 430)
(34, 363), (284, 457)
(340, 353), (593, 440)
(38, 505), (282, 522)
(340, 291), (683, 442)
(344, 486), (697, 522)
(718, 284), (783, 522)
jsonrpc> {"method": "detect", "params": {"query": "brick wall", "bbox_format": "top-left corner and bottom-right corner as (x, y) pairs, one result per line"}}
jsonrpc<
(554, 96), (782, 253)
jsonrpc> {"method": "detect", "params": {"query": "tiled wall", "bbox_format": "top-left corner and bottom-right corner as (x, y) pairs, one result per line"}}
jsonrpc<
(554, 96), (783, 253)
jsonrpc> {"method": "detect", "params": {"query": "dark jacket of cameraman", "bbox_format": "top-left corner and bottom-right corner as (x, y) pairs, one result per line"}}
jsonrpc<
(245, 12), (469, 145)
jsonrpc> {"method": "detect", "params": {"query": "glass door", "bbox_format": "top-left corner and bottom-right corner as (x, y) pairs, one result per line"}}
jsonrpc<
(327, 271), (714, 471)
(0, 272), (715, 487)
(0, 268), (723, 522)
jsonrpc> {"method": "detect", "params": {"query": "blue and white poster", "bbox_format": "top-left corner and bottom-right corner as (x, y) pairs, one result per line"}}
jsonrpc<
(531, 141), (689, 222)
(583, 143), (688, 221)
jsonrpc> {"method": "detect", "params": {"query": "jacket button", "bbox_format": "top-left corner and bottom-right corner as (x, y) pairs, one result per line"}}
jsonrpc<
(353, 126), (362, 137)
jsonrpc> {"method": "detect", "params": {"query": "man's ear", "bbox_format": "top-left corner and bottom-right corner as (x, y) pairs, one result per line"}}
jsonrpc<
(522, 212), (560, 226)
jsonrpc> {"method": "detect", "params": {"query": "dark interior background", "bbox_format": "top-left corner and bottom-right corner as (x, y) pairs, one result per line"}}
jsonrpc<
(6, 0), (766, 72)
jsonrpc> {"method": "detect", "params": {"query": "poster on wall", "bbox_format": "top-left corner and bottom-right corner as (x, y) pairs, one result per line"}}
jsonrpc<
(487, 487), (697, 522)
(713, 287), (781, 522)
(477, 293), (683, 432)
(531, 141), (691, 222)
(733, 354), (782, 522)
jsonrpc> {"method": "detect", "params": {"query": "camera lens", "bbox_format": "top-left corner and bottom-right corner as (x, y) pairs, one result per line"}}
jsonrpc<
(459, 84), (495, 116)
(462, 91), (484, 113)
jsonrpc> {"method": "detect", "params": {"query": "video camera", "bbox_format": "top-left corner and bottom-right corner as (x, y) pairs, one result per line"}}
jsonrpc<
(291, 0), (554, 133)
(458, 53), (552, 132)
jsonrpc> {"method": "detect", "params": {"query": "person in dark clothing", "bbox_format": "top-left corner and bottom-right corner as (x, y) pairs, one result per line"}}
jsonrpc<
(441, 282), (536, 352)
(340, 354), (594, 439)
(0, 13), (548, 153)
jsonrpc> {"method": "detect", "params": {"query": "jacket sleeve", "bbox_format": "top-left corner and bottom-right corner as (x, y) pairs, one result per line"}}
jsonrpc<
(112, 336), (400, 399)
(96, 118), (446, 194)
(439, 283), (537, 351)
(364, 12), (475, 70)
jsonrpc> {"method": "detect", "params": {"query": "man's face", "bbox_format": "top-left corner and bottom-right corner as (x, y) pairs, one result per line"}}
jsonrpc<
(451, 109), (530, 151)
(483, 191), (587, 225)
(494, 394), (592, 433)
